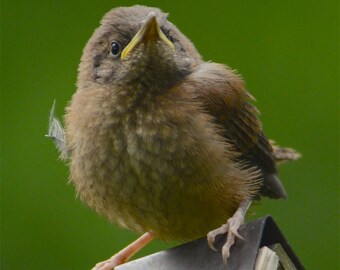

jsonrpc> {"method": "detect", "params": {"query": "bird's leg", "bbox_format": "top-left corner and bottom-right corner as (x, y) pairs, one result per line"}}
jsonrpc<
(207, 199), (252, 264)
(92, 231), (155, 270)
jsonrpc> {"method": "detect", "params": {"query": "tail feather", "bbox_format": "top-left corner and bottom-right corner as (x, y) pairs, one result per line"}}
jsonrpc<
(262, 173), (288, 199)
(270, 140), (301, 163)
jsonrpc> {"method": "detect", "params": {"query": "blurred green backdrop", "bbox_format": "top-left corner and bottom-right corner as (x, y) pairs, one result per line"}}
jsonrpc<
(1, 0), (338, 269)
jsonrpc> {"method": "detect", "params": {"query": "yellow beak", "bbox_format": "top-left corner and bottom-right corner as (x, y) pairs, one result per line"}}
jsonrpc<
(121, 12), (175, 59)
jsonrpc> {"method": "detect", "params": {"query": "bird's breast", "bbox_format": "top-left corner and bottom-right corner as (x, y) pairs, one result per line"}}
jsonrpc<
(66, 86), (243, 240)
(67, 89), (199, 222)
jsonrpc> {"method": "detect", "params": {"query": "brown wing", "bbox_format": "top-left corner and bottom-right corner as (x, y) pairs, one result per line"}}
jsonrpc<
(189, 63), (287, 198)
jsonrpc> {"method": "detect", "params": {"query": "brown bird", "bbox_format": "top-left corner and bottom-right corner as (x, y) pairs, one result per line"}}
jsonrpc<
(47, 5), (300, 270)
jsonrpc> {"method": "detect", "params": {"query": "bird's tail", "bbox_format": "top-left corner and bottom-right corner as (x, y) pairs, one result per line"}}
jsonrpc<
(270, 140), (301, 164)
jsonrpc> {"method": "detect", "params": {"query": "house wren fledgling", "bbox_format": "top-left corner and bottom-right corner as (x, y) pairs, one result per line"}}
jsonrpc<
(47, 5), (300, 269)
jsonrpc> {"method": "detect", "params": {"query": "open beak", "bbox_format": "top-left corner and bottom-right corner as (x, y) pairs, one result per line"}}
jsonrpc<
(121, 12), (175, 59)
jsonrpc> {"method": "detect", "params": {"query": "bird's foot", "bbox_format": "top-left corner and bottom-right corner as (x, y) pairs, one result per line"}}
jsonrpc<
(91, 231), (155, 270)
(207, 199), (251, 264)
(207, 213), (244, 264)
(91, 256), (124, 270)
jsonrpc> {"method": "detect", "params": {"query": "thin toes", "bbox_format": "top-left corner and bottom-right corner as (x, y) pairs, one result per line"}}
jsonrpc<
(209, 224), (229, 237)
(221, 231), (238, 265)
(102, 263), (115, 270)
(207, 232), (218, 251)
(99, 263), (114, 270)
(230, 229), (244, 240)
(207, 224), (229, 251)
(92, 261), (115, 270)
(91, 262), (104, 270)
(222, 244), (231, 265)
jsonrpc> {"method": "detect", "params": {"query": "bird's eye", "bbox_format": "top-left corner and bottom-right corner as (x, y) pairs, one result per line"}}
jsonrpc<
(110, 41), (121, 57)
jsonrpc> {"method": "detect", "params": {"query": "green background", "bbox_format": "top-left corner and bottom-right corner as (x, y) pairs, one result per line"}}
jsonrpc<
(1, 1), (338, 269)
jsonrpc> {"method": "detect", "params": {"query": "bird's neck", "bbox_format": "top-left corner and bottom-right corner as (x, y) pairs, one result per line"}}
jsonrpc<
(116, 48), (192, 98)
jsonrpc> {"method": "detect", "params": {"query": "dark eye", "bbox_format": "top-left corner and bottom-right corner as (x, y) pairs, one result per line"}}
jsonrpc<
(110, 41), (121, 57)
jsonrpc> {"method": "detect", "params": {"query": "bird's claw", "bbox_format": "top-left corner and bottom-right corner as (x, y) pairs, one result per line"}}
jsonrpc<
(91, 256), (122, 270)
(207, 211), (246, 264)
(207, 223), (229, 251)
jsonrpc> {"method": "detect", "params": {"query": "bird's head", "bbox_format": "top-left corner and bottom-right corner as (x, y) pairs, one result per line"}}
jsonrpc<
(78, 5), (202, 93)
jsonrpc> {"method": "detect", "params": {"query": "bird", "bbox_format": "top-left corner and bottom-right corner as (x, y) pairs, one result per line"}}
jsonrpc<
(47, 5), (300, 270)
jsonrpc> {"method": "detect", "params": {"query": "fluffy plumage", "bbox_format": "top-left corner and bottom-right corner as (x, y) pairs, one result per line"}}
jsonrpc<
(48, 5), (300, 259)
